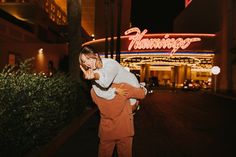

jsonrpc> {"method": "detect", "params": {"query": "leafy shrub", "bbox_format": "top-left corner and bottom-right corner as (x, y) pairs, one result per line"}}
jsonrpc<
(0, 58), (87, 156)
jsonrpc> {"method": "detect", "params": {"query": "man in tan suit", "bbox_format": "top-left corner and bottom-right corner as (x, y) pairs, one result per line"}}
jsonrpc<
(91, 83), (146, 157)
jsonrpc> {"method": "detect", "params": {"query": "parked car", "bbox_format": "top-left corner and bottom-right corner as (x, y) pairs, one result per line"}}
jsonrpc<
(182, 79), (194, 91)
(182, 79), (201, 91)
(201, 81), (211, 90)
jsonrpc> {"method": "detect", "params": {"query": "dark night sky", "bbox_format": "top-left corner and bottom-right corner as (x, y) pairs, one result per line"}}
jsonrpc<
(131, 0), (185, 33)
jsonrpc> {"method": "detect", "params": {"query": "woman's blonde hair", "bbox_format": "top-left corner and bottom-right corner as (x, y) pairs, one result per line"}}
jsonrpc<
(79, 45), (102, 69)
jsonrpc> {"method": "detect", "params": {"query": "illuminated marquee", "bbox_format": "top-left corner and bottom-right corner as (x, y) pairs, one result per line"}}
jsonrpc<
(124, 27), (201, 55)
(120, 55), (213, 70)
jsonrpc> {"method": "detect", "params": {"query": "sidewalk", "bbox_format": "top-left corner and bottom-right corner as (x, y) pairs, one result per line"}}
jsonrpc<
(203, 90), (236, 101)
(27, 107), (99, 157)
(52, 109), (100, 157)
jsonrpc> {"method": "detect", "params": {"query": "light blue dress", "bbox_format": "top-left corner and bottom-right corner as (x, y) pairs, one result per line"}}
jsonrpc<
(92, 58), (140, 105)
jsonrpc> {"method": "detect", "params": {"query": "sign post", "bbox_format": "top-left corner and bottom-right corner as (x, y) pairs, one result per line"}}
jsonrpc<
(211, 66), (221, 92)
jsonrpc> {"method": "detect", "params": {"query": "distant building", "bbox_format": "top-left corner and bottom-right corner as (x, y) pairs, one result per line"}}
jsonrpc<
(174, 0), (236, 92)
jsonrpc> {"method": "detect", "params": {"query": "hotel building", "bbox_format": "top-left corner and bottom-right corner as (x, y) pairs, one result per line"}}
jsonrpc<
(0, 0), (235, 92)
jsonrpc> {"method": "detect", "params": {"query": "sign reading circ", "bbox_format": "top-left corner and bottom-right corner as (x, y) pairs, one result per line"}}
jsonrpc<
(124, 27), (201, 55)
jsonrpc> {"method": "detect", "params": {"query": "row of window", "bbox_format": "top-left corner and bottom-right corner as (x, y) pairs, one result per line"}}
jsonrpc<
(44, 0), (67, 25)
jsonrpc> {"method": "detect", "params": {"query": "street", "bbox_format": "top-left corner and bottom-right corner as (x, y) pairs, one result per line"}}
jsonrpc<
(133, 90), (236, 157)
(49, 90), (236, 157)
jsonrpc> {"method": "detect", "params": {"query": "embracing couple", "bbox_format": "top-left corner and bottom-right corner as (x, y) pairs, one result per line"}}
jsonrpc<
(79, 45), (147, 157)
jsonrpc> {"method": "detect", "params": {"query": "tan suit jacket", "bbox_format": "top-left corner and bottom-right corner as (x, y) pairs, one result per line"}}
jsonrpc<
(91, 83), (145, 140)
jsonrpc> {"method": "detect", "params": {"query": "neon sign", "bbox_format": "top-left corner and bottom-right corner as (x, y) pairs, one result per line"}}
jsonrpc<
(124, 27), (201, 55)
(185, 0), (192, 8)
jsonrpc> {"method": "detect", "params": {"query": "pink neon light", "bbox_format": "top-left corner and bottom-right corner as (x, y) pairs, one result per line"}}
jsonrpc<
(185, 0), (192, 8)
(124, 27), (201, 55)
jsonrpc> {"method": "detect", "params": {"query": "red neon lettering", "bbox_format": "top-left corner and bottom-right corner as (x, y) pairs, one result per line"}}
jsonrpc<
(124, 27), (201, 55)
(185, 0), (192, 8)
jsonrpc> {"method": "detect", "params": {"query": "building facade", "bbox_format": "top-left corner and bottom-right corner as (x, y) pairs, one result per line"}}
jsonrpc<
(0, 0), (96, 73)
(1, 0), (234, 92)
(174, 0), (236, 91)
(84, 27), (216, 88)
(0, 0), (131, 74)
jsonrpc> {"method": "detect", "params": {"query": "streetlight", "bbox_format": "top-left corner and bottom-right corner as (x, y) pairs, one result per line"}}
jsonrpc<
(211, 66), (221, 92)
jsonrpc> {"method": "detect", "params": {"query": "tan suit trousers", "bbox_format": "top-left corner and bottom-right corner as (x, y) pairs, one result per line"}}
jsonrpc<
(98, 136), (133, 157)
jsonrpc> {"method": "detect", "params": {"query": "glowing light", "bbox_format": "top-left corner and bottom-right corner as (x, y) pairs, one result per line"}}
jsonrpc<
(11, 13), (31, 22)
(124, 27), (201, 55)
(38, 48), (44, 54)
(37, 48), (46, 73)
(211, 66), (220, 75)
(149, 66), (172, 71)
(191, 68), (211, 72)
(119, 53), (213, 71)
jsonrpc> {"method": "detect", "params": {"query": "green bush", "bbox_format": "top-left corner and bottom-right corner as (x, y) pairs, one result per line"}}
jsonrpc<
(0, 58), (87, 157)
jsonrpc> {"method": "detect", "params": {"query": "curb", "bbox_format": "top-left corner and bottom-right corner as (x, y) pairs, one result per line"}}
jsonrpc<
(211, 93), (236, 101)
(204, 91), (236, 101)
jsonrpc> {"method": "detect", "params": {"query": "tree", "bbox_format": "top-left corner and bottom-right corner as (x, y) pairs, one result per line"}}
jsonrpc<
(116, 0), (122, 63)
(67, 0), (82, 82)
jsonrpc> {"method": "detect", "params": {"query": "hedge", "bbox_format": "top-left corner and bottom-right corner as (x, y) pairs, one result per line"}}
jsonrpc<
(0, 58), (90, 157)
